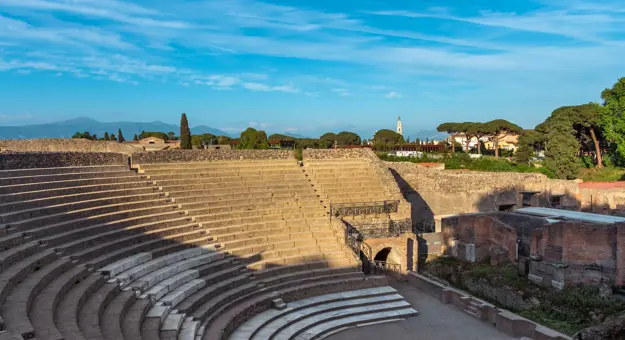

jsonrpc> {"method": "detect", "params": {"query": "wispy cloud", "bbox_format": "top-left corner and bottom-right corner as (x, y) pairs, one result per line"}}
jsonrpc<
(331, 88), (351, 97)
(243, 82), (299, 93)
(0, 113), (34, 122)
(385, 92), (402, 99)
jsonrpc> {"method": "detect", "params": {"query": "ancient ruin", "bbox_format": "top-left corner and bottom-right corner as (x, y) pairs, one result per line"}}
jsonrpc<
(1, 143), (622, 340)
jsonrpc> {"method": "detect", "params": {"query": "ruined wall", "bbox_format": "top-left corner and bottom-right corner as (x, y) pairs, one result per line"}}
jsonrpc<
(442, 214), (518, 265)
(0, 151), (127, 169)
(0, 138), (140, 154)
(387, 162), (580, 222)
(362, 235), (418, 272)
(132, 149), (294, 164)
(579, 187), (625, 216)
(530, 221), (620, 287)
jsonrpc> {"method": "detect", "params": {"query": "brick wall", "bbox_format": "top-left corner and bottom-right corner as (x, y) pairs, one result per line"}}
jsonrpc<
(530, 221), (618, 286)
(131, 149), (294, 164)
(442, 214), (517, 264)
(0, 151), (128, 169)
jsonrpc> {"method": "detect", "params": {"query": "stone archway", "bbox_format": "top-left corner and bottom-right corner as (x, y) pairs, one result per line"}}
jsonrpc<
(374, 247), (402, 264)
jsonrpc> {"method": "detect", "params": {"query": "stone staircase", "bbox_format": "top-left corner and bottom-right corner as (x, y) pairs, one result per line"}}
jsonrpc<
(0, 160), (416, 340)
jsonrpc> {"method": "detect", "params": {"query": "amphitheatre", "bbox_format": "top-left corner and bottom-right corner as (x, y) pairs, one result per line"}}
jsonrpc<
(0, 138), (624, 340)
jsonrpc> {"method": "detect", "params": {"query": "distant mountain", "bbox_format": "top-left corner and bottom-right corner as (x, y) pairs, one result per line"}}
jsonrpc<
(0, 117), (232, 139)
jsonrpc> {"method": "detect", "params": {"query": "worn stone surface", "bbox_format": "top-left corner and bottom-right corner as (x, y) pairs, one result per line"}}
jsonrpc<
(132, 149), (293, 164)
(573, 313), (625, 340)
(0, 151), (127, 169)
(0, 138), (140, 154)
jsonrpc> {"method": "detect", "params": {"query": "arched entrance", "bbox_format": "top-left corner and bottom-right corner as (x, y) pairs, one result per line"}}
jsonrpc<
(374, 247), (402, 264)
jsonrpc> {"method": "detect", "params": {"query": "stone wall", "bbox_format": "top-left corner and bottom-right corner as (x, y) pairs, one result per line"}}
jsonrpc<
(132, 149), (294, 164)
(0, 151), (128, 169)
(442, 214), (518, 265)
(387, 162), (580, 221)
(0, 138), (140, 154)
(579, 188), (625, 216)
(406, 272), (571, 340)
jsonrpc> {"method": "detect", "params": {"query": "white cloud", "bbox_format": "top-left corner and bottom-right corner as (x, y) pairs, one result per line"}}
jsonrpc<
(385, 91), (402, 99)
(243, 82), (299, 93)
(332, 88), (351, 97)
(0, 113), (34, 122)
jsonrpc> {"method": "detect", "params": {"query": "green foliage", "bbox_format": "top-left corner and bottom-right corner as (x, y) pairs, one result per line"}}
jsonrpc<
(72, 131), (97, 140)
(138, 131), (169, 141)
(380, 153), (556, 178)
(515, 129), (546, 164)
(519, 286), (625, 336)
(579, 167), (625, 182)
(179, 113), (192, 149)
(268, 134), (295, 142)
(109, 134), (117, 142)
(104, 132), (110, 141)
(542, 107), (581, 179)
(191, 133), (217, 148)
(599, 77), (625, 166)
(117, 128), (124, 143)
(240, 127), (268, 149)
(319, 131), (361, 147)
(217, 136), (231, 145)
(133, 134), (139, 141)
(294, 148), (303, 161)
(374, 129), (404, 145)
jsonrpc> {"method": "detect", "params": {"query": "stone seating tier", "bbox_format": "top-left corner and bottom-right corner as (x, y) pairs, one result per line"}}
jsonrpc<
(0, 161), (412, 340)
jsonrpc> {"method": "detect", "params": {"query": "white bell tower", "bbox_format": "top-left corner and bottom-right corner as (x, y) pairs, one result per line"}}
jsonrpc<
(396, 116), (403, 136)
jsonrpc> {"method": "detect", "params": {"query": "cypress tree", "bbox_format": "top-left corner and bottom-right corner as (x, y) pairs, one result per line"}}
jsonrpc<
(118, 128), (125, 143)
(104, 132), (110, 141)
(180, 113), (192, 149)
(133, 134), (139, 141)
(110, 134), (117, 142)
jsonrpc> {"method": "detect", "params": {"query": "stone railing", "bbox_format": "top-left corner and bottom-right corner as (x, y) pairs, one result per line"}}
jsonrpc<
(406, 272), (571, 340)
(0, 151), (128, 169)
(131, 149), (294, 164)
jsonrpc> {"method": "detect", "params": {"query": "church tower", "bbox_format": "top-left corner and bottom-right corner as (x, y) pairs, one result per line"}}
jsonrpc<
(396, 116), (403, 136)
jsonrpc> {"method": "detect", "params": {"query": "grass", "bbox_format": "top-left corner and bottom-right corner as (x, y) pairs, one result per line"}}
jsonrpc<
(519, 286), (625, 336)
(379, 153), (556, 178)
(424, 258), (625, 336)
(579, 167), (625, 182)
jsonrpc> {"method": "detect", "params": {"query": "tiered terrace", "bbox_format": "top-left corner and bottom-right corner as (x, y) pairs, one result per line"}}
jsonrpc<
(0, 157), (416, 340)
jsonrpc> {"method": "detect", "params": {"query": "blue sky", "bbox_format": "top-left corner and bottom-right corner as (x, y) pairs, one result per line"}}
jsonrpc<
(0, 0), (624, 138)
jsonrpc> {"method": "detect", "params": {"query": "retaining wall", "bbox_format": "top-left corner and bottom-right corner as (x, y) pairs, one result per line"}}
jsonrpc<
(0, 151), (128, 169)
(0, 138), (140, 154)
(406, 272), (571, 340)
(132, 149), (294, 164)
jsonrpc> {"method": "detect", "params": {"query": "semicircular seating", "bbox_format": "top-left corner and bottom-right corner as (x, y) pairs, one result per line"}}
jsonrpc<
(0, 159), (414, 340)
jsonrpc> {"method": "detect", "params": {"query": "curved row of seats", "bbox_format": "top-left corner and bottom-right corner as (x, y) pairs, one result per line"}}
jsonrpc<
(230, 286), (418, 340)
(0, 159), (400, 340)
(303, 159), (392, 205)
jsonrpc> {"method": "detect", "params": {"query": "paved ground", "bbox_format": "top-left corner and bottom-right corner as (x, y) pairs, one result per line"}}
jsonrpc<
(327, 279), (517, 340)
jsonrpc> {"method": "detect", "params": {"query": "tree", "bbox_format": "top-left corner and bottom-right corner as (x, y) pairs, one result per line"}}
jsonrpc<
(268, 134), (296, 142)
(415, 138), (421, 145)
(104, 132), (110, 141)
(240, 128), (268, 149)
(599, 77), (625, 166)
(336, 131), (362, 146)
(515, 129), (546, 164)
(374, 129), (403, 145)
(319, 133), (337, 148)
(482, 119), (523, 157)
(180, 113), (192, 149)
(542, 111), (580, 179)
(191, 133), (217, 148)
(117, 128), (125, 143)
(437, 123), (464, 153)
(167, 132), (176, 140)
(110, 134), (117, 142)
(139, 131), (168, 141)
(217, 136), (231, 145)
(133, 134), (139, 141)
(295, 138), (320, 149)
(465, 123), (489, 154)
